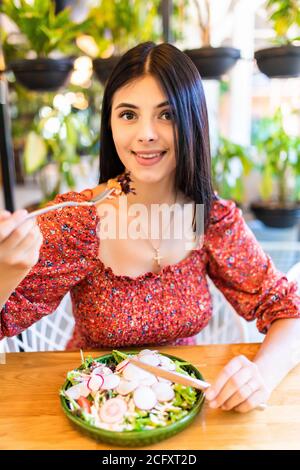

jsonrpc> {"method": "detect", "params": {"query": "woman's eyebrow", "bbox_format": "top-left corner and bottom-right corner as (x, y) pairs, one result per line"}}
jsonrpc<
(114, 100), (169, 110)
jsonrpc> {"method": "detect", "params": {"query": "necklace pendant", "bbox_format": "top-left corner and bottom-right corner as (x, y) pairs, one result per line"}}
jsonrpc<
(153, 248), (163, 268)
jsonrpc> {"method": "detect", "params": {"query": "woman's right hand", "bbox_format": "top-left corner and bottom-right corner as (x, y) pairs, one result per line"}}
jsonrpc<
(0, 209), (43, 273)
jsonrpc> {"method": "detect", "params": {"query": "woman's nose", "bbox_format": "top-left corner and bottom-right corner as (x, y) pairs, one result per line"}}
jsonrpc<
(136, 120), (158, 142)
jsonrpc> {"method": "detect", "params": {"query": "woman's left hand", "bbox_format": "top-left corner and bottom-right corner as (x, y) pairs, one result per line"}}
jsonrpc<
(205, 355), (271, 413)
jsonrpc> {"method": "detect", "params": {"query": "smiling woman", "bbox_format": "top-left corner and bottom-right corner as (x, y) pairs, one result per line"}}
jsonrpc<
(1, 42), (300, 415)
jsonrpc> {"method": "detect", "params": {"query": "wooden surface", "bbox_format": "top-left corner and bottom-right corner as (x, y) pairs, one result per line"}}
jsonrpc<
(1, 344), (300, 450)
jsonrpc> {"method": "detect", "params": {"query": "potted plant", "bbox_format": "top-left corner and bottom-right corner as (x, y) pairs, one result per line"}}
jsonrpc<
(183, 0), (240, 79)
(0, 0), (91, 91)
(23, 99), (99, 207)
(250, 109), (300, 227)
(77, 0), (162, 85)
(211, 136), (254, 206)
(255, 0), (300, 78)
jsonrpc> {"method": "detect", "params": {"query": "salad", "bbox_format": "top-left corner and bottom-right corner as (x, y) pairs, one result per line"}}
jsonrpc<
(60, 349), (200, 432)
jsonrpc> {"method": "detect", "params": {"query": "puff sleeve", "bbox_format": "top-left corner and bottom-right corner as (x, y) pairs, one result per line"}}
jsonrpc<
(0, 190), (99, 339)
(204, 196), (300, 334)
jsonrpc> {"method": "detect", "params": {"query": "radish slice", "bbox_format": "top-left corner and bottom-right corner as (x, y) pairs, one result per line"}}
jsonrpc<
(139, 353), (161, 367)
(133, 386), (157, 410)
(92, 365), (112, 376)
(138, 349), (155, 357)
(87, 374), (104, 392)
(116, 378), (139, 396)
(115, 359), (129, 373)
(152, 382), (175, 402)
(139, 372), (158, 386)
(80, 381), (91, 397)
(99, 397), (127, 424)
(158, 355), (176, 370)
(102, 373), (120, 390)
(122, 363), (149, 381)
(65, 383), (86, 401)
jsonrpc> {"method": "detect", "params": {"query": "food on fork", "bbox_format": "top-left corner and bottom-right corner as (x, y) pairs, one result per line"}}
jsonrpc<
(107, 171), (136, 197)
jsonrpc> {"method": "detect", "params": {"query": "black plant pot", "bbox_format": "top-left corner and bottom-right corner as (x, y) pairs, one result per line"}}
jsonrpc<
(93, 56), (121, 85)
(250, 201), (300, 228)
(255, 45), (300, 78)
(9, 57), (75, 91)
(183, 47), (241, 79)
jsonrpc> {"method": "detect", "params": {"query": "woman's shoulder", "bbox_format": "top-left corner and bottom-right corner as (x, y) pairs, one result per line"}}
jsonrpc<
(208, 193), (241, 227)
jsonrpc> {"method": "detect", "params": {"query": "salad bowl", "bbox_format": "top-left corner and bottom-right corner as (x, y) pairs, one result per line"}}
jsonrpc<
(60, 349), (206, 447)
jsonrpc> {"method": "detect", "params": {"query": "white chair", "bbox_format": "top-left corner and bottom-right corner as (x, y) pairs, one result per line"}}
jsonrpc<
(1, 292), (75, 352)
(195, 276), (249, 345)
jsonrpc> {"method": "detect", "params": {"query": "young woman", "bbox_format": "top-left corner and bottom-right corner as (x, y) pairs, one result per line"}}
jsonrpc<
(1, 42), (300, 413)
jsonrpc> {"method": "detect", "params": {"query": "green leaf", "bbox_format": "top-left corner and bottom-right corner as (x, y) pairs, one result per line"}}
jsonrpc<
(23, 131), (47, 174)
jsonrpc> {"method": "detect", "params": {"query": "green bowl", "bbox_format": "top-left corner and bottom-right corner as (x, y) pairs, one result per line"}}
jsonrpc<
(60, 351), (206, 447)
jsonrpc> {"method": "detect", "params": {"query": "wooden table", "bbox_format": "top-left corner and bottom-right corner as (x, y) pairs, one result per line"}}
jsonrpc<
(1, 344), (300, 450)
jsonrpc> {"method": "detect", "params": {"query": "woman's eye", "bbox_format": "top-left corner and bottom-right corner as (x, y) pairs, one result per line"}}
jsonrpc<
(119, 111), (136, 120)
(118, 110), (172, 121)
(160, 111), (172, 120)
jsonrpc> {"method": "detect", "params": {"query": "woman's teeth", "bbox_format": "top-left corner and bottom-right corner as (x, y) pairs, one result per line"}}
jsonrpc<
(134, 151), (166, 159)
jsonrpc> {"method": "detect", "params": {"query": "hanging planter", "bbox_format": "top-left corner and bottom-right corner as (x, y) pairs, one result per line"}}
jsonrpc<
(254, 0), (300, 78)
(250, 109), (300, 228)
(9, 57), (75, 92)
(255, 45), (300, 78)
(184, 47), (241, 79)
(250, 201), (300, 228)
(0, 0), (91, 91)
(92, 56), (121, 85)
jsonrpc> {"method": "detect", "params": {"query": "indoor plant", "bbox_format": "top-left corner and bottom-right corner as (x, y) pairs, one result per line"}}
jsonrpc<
(77, 0), (162, 85)
(0, 0), (91, 91)
(211, 136), (254, 206)
(250, 109), (300, 227)
(183, 0), (240, 79)
(255, 0), (300, 78)
(23, 99), (99, 206)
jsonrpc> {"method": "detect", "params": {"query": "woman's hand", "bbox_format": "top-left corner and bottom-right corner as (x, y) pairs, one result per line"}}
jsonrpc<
(0, 209), (43, 273)
(205, 355), (271, 413)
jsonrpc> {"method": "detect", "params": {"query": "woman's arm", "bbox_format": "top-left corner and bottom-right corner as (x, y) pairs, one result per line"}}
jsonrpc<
(203, 196), (300, 412)
(205, 317), (300, 412)
(0, 192), (99, 339)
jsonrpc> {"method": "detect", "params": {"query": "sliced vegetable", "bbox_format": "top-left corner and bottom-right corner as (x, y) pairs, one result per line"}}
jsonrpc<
(65, 382), (89, 400)
(115, 359), (129, 373)
(116, 378), (139, 396)
(77, 396), (91, 414)
(133, 386), (157, 410)
(152, 382), (175, 402)
(139, 353), (161, 367)
(99, 397), (127, 424)
(102, 373), (120, 390)
(92, 365), (112, 376)
(158, 355), (176, 370)
(87, 374), (104, 392)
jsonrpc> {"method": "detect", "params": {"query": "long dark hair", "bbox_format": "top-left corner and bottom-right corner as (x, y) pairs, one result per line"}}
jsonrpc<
(99, 41), (216, 232)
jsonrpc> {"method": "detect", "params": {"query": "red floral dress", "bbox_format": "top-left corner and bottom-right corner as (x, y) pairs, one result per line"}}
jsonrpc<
(1, 190), (300, 349)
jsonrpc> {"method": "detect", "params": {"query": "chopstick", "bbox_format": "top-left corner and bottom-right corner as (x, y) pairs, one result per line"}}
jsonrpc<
(129, 357), (211, 392)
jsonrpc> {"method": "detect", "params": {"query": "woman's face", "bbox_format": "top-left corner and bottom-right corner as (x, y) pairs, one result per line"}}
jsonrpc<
(110, 74), (177, 185)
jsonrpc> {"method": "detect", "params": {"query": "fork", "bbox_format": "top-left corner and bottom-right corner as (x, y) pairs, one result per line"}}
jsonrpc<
(18, 187), (114, 226)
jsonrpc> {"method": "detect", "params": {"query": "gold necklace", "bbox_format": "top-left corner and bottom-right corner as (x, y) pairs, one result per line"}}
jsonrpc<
(139, 193), (178, 269)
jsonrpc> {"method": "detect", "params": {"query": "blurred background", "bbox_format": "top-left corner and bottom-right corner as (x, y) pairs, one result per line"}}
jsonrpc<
(1, 0), (300, 274)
